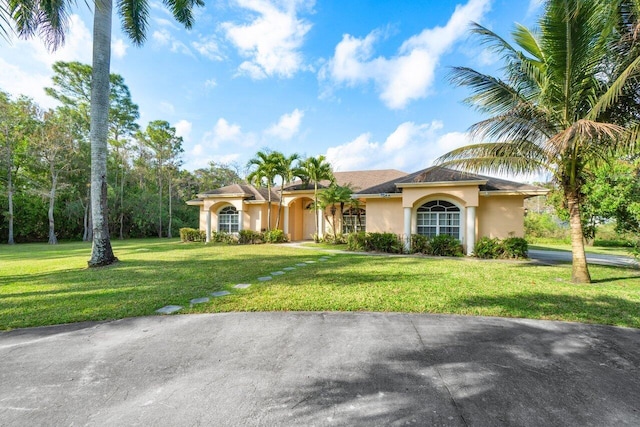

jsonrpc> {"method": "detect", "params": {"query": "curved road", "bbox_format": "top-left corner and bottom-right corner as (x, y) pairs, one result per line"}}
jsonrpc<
(528, 249), (639, 268)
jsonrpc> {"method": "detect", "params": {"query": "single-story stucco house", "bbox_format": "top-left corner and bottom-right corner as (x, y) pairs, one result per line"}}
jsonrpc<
(187, 166), (547, 255)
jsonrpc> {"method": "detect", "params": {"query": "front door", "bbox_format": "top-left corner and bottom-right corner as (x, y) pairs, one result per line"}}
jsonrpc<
(303, 202), (316, 240)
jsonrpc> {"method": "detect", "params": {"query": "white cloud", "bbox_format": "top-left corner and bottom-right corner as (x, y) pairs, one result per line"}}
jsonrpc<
(213, 118), (242, 141)
(160, 101), (175, 114)
(112, 38), (128, 59)
(265, 108), (303, 140)
(222, 0), (313, 79)
(192, 35), (224, 61)
(153, 29), (172, 45)
(321, 0), (491, 109)
(174, 119), (193, 142)
(527, 0), (545, 15)
(0, 14), (91, 108)
(204, 78), (218, 88)
(325, 121), (470, 172)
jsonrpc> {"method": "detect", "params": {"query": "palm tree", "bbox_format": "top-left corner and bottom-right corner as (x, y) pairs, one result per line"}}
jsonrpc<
(317, 183), (352, 239)
(273, 151), (300, 230)
(437, 0), (640, 283)
(247, 150), (279, 231)
(297, 155), (334, 242)
(8, 0), (203, 266)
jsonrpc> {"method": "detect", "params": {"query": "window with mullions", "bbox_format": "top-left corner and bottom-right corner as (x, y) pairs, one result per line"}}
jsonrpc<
(218, 206), (239, 233)
(342, 207), (366, 233)
(416, 200), (460, 238)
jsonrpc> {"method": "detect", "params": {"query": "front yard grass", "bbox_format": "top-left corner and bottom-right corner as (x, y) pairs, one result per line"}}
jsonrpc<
(1, 239), (639, 331)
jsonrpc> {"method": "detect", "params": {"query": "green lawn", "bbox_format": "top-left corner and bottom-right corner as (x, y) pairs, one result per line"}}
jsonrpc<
(1, 239), (639, 331)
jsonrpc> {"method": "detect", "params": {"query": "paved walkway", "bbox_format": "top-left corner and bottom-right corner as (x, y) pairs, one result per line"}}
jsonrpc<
(1, 312), (639, 426)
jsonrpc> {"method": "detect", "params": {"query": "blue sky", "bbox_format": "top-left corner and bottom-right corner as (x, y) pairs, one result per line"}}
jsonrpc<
(0, 0), (543, 174)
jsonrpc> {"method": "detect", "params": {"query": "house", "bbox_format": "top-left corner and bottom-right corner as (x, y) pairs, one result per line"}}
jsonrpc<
(187, 166), (547, 255)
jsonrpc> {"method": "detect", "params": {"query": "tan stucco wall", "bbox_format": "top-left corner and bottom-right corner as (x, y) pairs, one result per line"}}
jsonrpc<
(365, 198), (404, 234)
(402, 185), (479, 208)
(477, 195), (526, 238)
(198, 205), (206, 230)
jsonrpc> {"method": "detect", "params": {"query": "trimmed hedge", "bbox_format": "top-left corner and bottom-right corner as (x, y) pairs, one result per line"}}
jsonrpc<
(346, 232), (403, 253)
(238, 230), (263, 244)
(410, 234), (464, 257)
(179, 228), (206, 242)
(263, 229), (288, 243)
(474, 236), (528, 259)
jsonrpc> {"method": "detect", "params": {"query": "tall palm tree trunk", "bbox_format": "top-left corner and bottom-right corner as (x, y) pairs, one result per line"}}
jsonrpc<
(48, 170), (58, 245)
(567, 191), (591, 283)
(7, 160), (15, 245)
(88, 0), (117, 266)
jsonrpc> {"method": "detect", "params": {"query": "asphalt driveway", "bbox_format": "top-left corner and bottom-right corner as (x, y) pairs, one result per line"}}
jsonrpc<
(1, 312), (639, 426)
(528, 249), (639, 268)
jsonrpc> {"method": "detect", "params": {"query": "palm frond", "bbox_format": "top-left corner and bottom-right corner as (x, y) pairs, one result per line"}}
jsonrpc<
(163, 0), (202, 29)
(544, 119), (625, 158)
(449, 66), (525, 115)
(435, 141), (550, 176)
(117, 0), (148, 45)
(588, 53), (640, 120)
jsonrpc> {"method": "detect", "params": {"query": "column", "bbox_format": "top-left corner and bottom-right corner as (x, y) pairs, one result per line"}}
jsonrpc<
(403, 207), (412, 253)
(283, 206), (289, 236)
(237, 209), (243, 231)
(205, 209), (211, 243)
(466, 206), (476, 256)
(317, 208), (324, 239)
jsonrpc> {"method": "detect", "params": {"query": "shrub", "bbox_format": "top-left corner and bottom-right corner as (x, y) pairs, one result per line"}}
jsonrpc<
(211, 231), (237, 244)
(474, 236), (528, 259)
(474, 237), (503, 259)
(410, 234), (431, 254)
(502, 237), (528, 259)
(179, 228), (206, 242)
(346, 232), (367, 251)
(238, 230), (263, 244)
(322, 233), (347, 244)
(429, 234), (464, 257)
(366, 232), (403, 253)
(263, 229), (287, 243)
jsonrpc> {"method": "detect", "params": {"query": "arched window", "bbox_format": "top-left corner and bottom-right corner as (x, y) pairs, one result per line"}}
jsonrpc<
(342, 207), (366, 233)
(416, 200), (460, 238)
(218, 206), (239, 233)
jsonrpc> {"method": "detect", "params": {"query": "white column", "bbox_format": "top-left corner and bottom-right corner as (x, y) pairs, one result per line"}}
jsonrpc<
(317, 208), (324, 239)
(237, 209), (243, 231)
(283, 206), (289, 236)
(403, 207), (412, 253)
(205, 209), (211, 243)
(466, 206), (476, 256)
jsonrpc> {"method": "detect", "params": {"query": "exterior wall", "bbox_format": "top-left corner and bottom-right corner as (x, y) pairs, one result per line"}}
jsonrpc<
(365, 198), (404, 234)
(402, 185), (479, 208)
(477, 195), (526, 238)
(198, 205), (206, 230)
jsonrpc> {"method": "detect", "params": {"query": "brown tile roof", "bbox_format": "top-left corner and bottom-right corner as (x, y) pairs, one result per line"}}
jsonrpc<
(200, 184), (280, 202)
(355, 166), (546, 195)
(283, 169), (407, 192)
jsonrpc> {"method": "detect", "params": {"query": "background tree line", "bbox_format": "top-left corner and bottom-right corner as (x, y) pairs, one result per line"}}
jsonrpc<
(0, 61), (242, 243)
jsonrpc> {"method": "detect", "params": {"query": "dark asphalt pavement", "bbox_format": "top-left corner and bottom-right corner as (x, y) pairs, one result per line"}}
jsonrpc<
(1, 312), (639, 426)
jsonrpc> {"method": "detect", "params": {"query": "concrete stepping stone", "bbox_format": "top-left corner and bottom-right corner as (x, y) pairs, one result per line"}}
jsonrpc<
(318, 258), (329, 262)
(295, 263), (308, 267)
(271, 271), (285, 276)
(190, 297), (210, 304)
(258, 276), (272, 281)
(283, 267), (296, 271)
(305, 260), (316, 264)
(212, 291), (232, 297)
(156, 305), (182, 314)
(233, 284), (251, 289)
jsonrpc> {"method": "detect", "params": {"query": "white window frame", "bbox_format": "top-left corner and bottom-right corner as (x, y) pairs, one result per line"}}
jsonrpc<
(416, 200), (461, 240)
(218, 206), (239, 233)
(342, 207), (366, 233)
